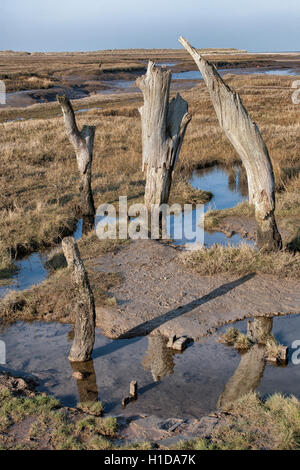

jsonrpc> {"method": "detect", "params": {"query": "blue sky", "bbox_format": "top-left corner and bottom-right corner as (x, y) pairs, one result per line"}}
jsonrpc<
(1, 0), (300, 52)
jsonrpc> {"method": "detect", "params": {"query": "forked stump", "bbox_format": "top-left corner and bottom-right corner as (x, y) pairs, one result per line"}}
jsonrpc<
(179, 37), (282, 252)
(58, 95), (96, 230)
(136, 62), (191, 209)
(62, 236), (95, 362)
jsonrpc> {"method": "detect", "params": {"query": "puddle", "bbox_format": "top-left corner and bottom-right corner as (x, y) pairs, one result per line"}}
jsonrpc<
(190, 166), (248, 211)
(75, 107), (103, 114)
(172, 68), (298, 80)
(155, 62), (177, 67)
(169, 165), (251, 249)
(0, 314), (299, 418)
(0, 218), (84, 298)
(0, 253), (48, 298)
(97, 80), (136, 95)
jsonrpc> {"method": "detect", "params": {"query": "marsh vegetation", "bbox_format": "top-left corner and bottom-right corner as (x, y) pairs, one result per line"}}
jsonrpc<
(0, 48), (300, 450)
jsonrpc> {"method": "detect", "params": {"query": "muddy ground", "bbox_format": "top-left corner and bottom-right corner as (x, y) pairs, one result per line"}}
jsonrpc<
(0, 371), (227, 449)
(94, 239), (300, 340)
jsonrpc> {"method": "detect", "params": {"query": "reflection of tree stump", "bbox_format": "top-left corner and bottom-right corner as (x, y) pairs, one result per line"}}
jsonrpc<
(70, 360), (98, 403)
(179, 37), (282, 251)
(224, 166), (237, 192)
(247, 317), (273, 344)
(142, 334), (175, 382)
(218, 344), (266, 408)
(218, 317), (276, 408)
(238, 167), (249, 197)
(136, 62), (191, 209)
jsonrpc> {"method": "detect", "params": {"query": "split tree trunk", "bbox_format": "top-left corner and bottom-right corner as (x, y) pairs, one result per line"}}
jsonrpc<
(58, 95), (96, 233)
(179, 37), (282, 251)
(136, 62), (191, 209)
(62, 236), (95, 362)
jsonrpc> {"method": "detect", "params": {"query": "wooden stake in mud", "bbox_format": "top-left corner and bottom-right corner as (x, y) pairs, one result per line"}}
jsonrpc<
(62, 236), (95, 362)
(58, 95), (96, 233)
(136, 62), (191, 209)
(179, 37), (282, 251)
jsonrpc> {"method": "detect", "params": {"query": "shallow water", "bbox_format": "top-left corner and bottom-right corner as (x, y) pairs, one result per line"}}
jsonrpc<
(172, 68), (298, 80)
(0, 218), (84, 298)
(170, 165), (251, 249)
(0, 314), (299, 418)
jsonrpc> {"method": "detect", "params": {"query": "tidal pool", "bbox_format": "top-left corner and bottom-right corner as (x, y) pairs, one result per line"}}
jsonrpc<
(172, 68), (298, 80)
(0, 314), (299, 418)
(169, 165), (251, 249)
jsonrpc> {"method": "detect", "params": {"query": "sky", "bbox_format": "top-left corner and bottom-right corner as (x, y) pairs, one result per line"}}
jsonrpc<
(1, 0), (300, 52)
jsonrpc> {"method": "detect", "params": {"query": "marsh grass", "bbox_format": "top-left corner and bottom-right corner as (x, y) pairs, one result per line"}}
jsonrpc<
(265, 336), (287, 364)
(0, 233), (124, 325)
(219, 327), (252, 351)
(184, 244), (300, 278)
(1, 376), (300, 450)
(0, 71), (299, 274)
(0, 251), (18, 284)
(77, 401), (104, 417)
(174, 392), (300, 450)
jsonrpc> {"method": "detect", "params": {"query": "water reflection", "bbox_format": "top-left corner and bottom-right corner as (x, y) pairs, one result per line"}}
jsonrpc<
(142, 334), (175, 382)
(170, 164), (251, 248)
(218, 317), (285, 408)
(190, 165), (248, 212)
(172, 68), (297, 81)
(0, 316), (299, 418)
(70, 359), (99, 403)
(218, 343), (266, 408)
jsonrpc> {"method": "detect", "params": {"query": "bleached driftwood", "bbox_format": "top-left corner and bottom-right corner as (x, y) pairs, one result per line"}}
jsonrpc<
(62, 236), (95, 362)
(136, 62), (191, 208)
(58, 95), (96, 233)
(179, 37), (282, 251)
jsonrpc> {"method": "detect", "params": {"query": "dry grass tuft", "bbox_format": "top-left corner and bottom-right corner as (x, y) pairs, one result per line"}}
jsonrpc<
(184, 244), (300, 278)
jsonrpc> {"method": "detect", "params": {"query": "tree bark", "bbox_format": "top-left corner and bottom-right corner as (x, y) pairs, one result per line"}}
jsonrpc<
(136, 62), (191, 209)
(179, 37), (282, 251)
(62, 236), (95, 362)
(57, 95), (96, 231)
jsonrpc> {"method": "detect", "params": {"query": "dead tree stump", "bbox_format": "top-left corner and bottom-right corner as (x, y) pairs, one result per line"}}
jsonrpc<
(179, 37), (282, 251)
(58, 95), (96, 233)
(62, 236), (95, 362)
(136, 62), (191, 209)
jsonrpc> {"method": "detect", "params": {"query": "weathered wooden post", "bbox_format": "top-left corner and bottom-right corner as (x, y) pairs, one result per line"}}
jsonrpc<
(179, 37), (282, 251)
(136, 62), (191, 209)
(58, 95), (96, 233)
(62, 236), (95, 362)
